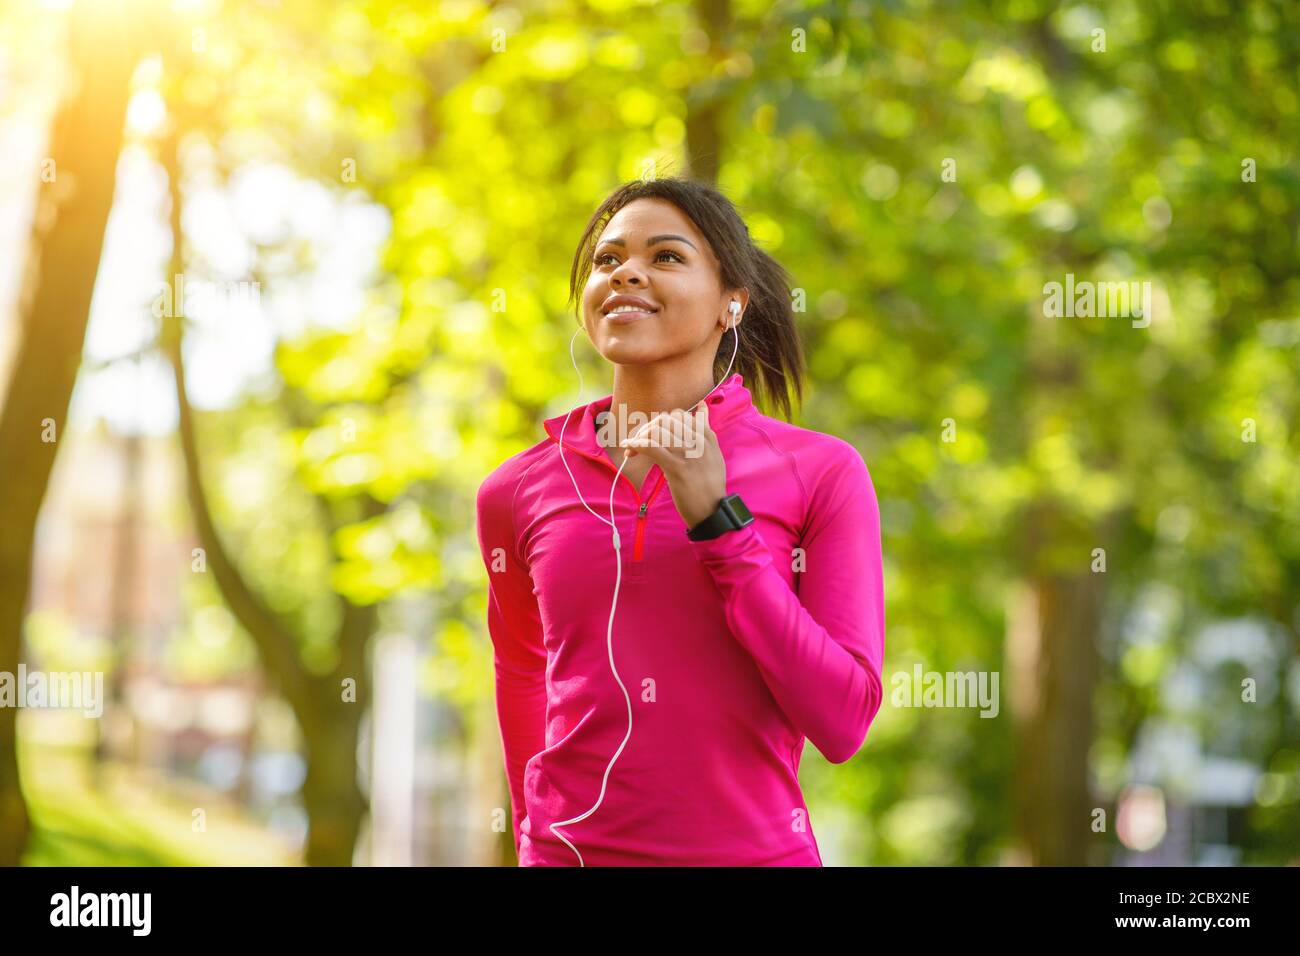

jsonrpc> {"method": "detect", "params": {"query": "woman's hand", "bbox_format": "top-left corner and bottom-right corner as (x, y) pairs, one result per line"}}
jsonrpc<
(620, 401), (725, 530)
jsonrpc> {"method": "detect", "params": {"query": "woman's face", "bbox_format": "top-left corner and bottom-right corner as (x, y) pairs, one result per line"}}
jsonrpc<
(580, 198), (742, 367)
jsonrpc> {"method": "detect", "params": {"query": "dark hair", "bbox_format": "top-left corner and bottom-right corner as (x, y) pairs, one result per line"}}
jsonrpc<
(567, 176), (805, 421)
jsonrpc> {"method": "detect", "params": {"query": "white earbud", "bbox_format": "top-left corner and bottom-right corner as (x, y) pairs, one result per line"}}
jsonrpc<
(728, 300), (740, 329)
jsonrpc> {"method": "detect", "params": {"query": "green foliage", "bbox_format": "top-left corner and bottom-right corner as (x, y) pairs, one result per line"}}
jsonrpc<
(141, 0), (1300, 862)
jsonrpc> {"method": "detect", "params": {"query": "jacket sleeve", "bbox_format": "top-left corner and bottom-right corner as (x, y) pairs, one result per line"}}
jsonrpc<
(475, 467), (548, 856)
(688, 442), (886, 763)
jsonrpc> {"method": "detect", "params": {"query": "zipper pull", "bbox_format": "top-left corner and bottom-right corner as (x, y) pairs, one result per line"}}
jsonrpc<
(633, 501), (650, 561)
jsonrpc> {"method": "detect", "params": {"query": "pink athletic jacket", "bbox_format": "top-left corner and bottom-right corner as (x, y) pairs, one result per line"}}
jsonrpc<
(474, 373), (886, 866)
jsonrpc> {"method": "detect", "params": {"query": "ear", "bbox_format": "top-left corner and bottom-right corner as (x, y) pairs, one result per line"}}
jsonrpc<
(722, 289), (750, 328)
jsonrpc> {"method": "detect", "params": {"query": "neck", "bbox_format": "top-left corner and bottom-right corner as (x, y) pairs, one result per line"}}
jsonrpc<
(600, 357), (719, 449)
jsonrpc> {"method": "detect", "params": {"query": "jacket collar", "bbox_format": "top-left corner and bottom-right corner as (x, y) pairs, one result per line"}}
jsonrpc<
(543, 373), (753, 459)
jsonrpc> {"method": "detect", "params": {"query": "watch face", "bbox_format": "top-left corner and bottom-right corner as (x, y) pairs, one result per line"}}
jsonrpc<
(723, 494), (753, 525)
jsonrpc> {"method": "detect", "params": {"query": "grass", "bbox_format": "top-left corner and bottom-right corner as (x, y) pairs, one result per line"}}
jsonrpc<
(18, 714), (301, 867)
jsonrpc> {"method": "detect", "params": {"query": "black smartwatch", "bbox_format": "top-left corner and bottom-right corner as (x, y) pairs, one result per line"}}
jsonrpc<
(686, 493), (755, 541)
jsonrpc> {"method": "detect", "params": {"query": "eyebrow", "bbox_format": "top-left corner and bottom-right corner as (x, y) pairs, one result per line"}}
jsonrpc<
(596, 234), (698, 251)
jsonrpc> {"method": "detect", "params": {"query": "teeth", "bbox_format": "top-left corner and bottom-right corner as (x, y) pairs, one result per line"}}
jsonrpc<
(608, 304), (652, 314)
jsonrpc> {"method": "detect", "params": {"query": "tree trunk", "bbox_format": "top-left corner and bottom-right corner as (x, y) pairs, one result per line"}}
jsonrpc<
(685, 0), (732, 184)
(158, 114), (376, 866)
(0, 5), (137, 866)
(1008, 505), (1104, 865)
(301, 705), (366, 866)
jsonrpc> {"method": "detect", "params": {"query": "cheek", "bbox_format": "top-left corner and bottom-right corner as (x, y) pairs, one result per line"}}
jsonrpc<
(582, 281), (605, 316)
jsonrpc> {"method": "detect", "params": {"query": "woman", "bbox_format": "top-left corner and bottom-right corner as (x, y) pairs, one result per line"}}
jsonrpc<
(475, 177), (886, 866)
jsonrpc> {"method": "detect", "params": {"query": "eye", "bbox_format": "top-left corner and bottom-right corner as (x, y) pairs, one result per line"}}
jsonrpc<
(593, 249), (685, 266)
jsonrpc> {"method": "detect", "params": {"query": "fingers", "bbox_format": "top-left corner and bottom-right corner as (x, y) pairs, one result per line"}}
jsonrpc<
(622, 415), (670, 449)
(621, 410), (684, 447)
(665, 411), (687, 448)
(620, 406), (713, 455)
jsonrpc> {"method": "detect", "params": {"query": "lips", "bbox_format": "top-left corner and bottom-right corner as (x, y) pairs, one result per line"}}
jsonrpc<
(602, 294), (660, 318)
(605, 307), (656, 323)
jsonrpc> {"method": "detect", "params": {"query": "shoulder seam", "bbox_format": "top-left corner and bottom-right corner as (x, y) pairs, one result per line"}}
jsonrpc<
(739, 416), (811, 524)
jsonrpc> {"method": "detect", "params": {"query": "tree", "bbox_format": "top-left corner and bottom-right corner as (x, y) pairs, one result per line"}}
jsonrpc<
(0, 2), (142, 866)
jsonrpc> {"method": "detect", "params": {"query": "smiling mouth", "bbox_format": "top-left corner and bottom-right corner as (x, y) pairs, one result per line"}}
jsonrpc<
(604, 307), (658, 323)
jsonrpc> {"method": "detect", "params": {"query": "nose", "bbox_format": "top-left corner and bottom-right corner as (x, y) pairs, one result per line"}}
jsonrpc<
(609, 256), (646, 288)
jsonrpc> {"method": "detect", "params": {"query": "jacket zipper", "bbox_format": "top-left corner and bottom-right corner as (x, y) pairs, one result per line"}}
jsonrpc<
(632, 474), (668, 561)
(552, 439), (668, 564)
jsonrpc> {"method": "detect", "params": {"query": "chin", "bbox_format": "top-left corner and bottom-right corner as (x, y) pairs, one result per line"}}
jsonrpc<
(599, 343), (666, 365)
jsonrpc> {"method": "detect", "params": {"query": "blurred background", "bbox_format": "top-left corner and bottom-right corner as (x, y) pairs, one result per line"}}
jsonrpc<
(1, 0), (1297, 867)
